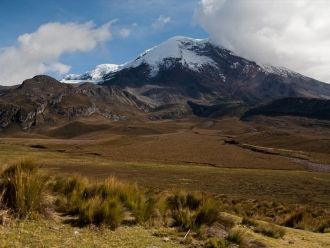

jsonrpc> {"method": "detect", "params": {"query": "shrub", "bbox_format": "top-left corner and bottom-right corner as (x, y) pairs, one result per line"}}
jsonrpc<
(316, 219), (330, 233)
(78, 196), (124, 229)
(98, 178), (156, 224)
(194, 198), (219, 228)
(53, 175), (156, 227)
(227, 228), (245, 244)
(283, 211), (304, 228)
(205, 238), (228, 248)
(52, 175), (89, 215)
(166, 191), (219, 231)
(254, 223), (285, 239)
(217, 213), (236, 230)
(0, 160), (48, 218)
(242, 216), (258, 227)
(127, 194), (156, 224)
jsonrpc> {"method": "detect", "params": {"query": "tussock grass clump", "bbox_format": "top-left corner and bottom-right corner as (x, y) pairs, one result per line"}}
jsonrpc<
(0, 159), (48, 218)
(283, 211), (304, 228)
(283, 210), (330, 233)
(242, 216), (285, 239)
(227, 228), (246, 245)
(242, 217), (285, 239)
(242, 216), (258, 227)
(219, 197), (330, 233)
(254, 222), (285, 239)
(98, 178), (156, 224)
(165, 191), (219, 231)
(205, 238), (228, 248)
(53, 176), (156, 228)
(78, 196), (124, 229)
(52, 175), (89, 215)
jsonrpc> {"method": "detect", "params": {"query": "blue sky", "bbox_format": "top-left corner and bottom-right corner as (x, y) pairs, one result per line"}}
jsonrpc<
(1, 0), (330, 85)
(0, 0), (206, 79)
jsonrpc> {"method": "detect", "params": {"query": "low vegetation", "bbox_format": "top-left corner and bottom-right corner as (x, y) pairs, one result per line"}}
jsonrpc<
(242, 217), (285, 239)
(0, 159), (49, 218)
(52, 175), (156, 228)
(0, 159), (329, 247)
(165, 191), (219, 231)
(220, 197), (330, 234)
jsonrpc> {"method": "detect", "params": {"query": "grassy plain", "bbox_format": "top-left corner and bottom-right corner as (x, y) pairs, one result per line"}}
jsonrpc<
(0, 116), (330, 247)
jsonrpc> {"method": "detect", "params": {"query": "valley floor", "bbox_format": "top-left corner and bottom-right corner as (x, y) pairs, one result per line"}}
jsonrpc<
(0, 117), (329, 247)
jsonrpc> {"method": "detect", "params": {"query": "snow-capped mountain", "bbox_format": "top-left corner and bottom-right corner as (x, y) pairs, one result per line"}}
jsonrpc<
(62, 64), (120, 83)
(62, 37), (219, 83)
(63, 36), (300, 84)
(122, 36), (218, 76)
(1, 36), (330, 130)
(62, 36), (330, 108)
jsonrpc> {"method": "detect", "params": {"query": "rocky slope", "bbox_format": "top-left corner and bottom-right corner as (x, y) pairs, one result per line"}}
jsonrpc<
(1, 37), (330, 130)
(0, 76), (151, 130)
(65, 36), (330, 110)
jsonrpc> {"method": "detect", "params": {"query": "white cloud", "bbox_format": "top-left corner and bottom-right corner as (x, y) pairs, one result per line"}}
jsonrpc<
(118, 28), (132, 39)
(152, 15), (172, 29)
(0, 21), (113, 85)
(196, 0), (330, 83)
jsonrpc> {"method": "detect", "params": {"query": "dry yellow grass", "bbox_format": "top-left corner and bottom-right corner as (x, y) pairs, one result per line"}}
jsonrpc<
(0, 220), (183, 248)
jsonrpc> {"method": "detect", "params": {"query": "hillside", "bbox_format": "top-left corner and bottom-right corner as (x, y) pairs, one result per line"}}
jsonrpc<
(1, 37), (330, 130)
(243, 97), (330, 120)
(66, 36), (330, 108)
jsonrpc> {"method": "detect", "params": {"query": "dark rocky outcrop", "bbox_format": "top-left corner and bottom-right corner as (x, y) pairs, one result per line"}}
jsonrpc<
(242, 97), (330, 120)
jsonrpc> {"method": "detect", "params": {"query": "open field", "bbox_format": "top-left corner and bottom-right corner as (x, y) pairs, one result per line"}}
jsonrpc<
(0, 117), (329, 207)
(0, 117), (330, 247)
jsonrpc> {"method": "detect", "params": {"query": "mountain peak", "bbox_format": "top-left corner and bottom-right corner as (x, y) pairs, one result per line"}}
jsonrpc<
(123, 36), (216, 77)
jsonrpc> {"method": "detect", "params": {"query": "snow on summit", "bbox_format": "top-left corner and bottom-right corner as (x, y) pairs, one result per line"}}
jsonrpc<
(62, 64), (120, 83)
(62, 37), (217, 83)
(124, 36), (216, 76)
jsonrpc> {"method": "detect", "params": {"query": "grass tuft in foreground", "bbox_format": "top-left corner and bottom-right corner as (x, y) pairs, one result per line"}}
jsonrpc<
(165, 191), (219, 231)
(0, 159), (49, 218)
(53, 175), (157, 228)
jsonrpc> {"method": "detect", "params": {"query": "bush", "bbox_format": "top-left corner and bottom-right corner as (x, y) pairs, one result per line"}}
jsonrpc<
(194, 198), (219, 228)
(78, 196), (124, 229)
(53, 175), (157, 227)
(242, 216), (258, 227)
(217, 213), (236, 230)
(52, 175), (89, 215)
(284, 211), (304, 228)
(242, 216), (285, 239)
(227, 228), (245, 244)
(97, 178), (156, 224)
(0, 160), (48, 218)
(166, 191), (219, 231)
(205, 238), (228, 248)
(254, 222), (285, 239)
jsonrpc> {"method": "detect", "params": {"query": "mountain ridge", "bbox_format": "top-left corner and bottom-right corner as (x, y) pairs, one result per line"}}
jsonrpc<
(1, 36), (330, 130)
(63, 36), (330, 107)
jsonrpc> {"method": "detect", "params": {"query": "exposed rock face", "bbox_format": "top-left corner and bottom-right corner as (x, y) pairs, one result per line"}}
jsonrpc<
(65, 37), (330, 118)
(92, 37), (330, 108)
(0, 76), (151, 130)
(3, 37), (330, 130)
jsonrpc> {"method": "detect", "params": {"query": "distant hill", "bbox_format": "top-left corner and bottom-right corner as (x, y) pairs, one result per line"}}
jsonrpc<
(242, 97), (330, 120)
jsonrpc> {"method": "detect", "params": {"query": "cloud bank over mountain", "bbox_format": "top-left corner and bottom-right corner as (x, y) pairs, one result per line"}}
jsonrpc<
(196, 0), (330, 83)
(0, 21), (112, 85)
